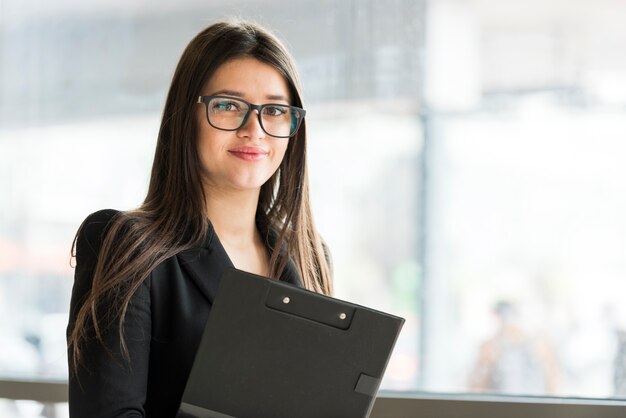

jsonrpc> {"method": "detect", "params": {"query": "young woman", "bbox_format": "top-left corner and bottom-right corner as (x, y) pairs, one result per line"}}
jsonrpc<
(67, 20), (332, 417)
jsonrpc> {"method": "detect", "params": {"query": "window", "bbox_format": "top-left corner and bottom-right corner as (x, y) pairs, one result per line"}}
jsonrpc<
(2, 0), (626, 416)
(418, 0), (626, 398)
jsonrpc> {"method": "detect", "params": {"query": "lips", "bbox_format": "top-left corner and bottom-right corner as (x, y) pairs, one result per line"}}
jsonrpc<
(227, 146), (269, 162)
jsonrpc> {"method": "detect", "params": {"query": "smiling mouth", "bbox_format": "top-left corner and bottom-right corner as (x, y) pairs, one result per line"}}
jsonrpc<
(228, 146), (269, 162)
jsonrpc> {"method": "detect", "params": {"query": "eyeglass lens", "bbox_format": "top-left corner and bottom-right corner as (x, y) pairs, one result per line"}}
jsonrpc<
(206, 97), (301, 138)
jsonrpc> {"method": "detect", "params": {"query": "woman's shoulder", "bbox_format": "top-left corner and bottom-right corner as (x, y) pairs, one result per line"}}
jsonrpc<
(75, 209), (122, 260)
(78, 208), (121, 238)
(81, 208), (121, 230)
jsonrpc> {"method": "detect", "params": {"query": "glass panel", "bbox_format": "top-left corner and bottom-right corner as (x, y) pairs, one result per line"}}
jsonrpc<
(0, 0), (424, 398)
(421, 0), (626, 398)
(0, 399), (67, 418)
(3, 0), (626, 409)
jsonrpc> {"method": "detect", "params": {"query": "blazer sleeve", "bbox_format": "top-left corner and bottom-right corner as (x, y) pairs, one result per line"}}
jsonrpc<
(67, 209), (152, 418)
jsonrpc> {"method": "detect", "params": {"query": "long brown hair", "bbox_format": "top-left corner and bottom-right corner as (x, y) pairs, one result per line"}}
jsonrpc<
(69, 20), (332, 369)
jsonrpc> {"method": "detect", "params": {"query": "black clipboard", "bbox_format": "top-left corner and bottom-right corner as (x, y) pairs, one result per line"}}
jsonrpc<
(178, 268), (405, 418)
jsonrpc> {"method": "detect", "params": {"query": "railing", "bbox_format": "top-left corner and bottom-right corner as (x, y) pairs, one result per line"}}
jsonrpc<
(2, 379), (626, 418)
(371, 391), (626, 418)
(0, 378), (67, 403)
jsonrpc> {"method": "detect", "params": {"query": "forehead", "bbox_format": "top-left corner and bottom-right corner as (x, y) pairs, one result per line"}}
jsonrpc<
(204, 57), (291, 101)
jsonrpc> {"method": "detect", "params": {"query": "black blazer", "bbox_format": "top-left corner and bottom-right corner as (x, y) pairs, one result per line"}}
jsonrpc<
(67, 209), (303, 417)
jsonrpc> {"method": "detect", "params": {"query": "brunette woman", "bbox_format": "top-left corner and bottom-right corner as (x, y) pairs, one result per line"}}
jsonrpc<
(67, 20), (332, 417)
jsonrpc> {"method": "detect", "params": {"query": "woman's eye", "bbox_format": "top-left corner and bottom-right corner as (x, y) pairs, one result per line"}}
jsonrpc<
(263, 106), (287, 117)
(213, 101), (240, 111)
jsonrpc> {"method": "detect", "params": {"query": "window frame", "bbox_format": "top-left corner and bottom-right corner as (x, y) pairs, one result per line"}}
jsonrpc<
(371, 391), (626, 418)
(1, 379), (625, 417)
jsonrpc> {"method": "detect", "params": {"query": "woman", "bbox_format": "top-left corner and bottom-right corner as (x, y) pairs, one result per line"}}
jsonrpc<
(67, 20), (332, 417)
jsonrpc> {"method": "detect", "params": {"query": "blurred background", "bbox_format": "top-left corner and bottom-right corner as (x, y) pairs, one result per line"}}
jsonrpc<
(2, 0), (626, 416)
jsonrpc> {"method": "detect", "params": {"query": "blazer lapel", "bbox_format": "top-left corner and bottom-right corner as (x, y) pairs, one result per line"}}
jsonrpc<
(177, 221), (304, 303)
(177, 226), (234, 304)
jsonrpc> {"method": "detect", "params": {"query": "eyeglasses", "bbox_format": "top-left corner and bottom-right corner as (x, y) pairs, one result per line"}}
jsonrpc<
(197, 95), (306, 138)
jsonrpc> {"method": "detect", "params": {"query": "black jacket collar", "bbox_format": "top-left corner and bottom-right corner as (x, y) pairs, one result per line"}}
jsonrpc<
(176, 222), (303, 303)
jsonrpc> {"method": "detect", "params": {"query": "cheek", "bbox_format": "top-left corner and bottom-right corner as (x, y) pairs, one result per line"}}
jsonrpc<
(197, 135), (211, 161)
(273, 141), (289, 165)
(197, 124), (225, 157)
(196, 134), (221, 175)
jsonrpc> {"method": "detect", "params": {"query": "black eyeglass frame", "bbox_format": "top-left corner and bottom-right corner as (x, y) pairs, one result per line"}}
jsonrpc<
(197, 95), (306, 138)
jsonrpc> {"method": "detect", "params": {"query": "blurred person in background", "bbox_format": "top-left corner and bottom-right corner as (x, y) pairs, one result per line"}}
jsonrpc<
(468, 300), (559, 395)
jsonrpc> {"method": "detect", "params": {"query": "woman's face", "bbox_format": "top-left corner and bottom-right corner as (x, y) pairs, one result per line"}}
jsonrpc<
(196, 57), (292, 194)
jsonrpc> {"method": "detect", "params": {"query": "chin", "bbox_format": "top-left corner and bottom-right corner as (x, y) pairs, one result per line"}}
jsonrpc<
(229, 176), (272, 192)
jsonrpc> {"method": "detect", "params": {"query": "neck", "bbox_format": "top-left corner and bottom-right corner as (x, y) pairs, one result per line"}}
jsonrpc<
(204, 186), (261, 249)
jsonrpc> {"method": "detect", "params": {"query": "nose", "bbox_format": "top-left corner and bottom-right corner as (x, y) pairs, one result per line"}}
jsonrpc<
(237, 109), (265, 140)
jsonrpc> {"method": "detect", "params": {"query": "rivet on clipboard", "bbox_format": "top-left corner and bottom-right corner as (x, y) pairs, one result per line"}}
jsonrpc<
(339, 313), (347, 320)
(283, 297), (290, 304)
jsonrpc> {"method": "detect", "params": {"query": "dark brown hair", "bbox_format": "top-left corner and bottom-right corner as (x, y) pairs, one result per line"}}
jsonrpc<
(69, 20), (332, 369)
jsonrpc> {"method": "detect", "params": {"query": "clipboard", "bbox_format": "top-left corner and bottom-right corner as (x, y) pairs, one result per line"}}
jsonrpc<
(178, 268), (405, 418)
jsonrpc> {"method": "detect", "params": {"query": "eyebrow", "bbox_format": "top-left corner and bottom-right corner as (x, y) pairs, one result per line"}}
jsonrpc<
(209, 89), (289, 102)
